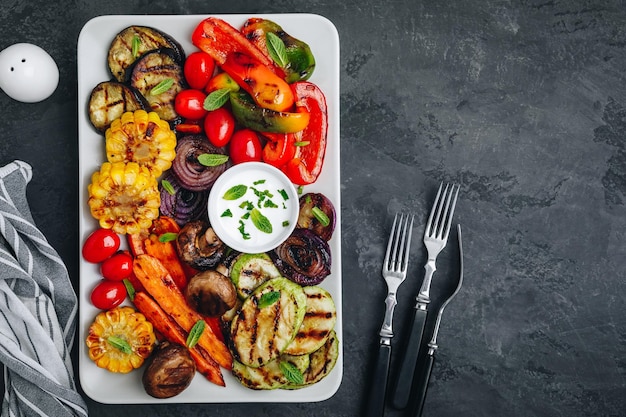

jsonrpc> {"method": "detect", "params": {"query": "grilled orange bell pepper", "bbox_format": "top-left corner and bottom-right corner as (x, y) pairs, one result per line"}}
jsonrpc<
(221, 52), (294, 112)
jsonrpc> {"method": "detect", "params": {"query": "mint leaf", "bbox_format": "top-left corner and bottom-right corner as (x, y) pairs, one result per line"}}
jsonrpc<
(266, 32), (288, 68)
(280, 360), (305, 385)
(223, 184), (247, 200)
(204, 88), (231, 110)
(150, 78), (174, 95)
(198, 153), (229, 167)
(250, 208), (272, 234)
(258, 290), (280, 308)
(186, 320), (206, 348)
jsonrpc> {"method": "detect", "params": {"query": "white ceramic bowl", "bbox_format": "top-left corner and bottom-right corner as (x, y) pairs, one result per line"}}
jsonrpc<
(207, 162), (299, 253)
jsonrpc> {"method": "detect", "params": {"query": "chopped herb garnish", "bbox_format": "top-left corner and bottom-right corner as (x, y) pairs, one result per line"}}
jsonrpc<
(123, 279), (135, 301)
(239, 200), (254, 210)
(264, 199), (278, 208)
(278, 189), (289, 200)
(107, 336), (132, 354)
(312, 207), (331, 226)
(238, 220), (251, 240)
(131, 35), (141, 58)
(282, 220), (290, 227)
(253, 179), (266, 185)
(159, 232), (178, 243)
(258, 290), (281, 308)
(221, 208), (233, 217)
(161, 179), (176, 195)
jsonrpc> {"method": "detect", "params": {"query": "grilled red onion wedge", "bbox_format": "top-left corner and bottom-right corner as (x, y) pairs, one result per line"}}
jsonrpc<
(171, 135), (229, 191)
(159, 172), (208, 226)
(270, 228), (331, 286)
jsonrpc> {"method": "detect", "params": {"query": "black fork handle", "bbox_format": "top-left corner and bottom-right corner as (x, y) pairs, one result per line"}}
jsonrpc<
(390, 307), (427, 409)
(364, 343), (392, 417)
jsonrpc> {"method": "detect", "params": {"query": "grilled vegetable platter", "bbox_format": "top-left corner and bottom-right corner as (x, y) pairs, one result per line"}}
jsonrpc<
(77, 14), (341, 404)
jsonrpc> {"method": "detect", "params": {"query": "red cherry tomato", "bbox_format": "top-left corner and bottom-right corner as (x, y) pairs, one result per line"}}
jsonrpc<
(184, 52), (215, 90)
(204, 107), (235, 147)
(229, 129), (262, 164)
(90, 280), (127, 310)
(174, 89), (208, 120)
(82, 228), (121, 263)
(100, 251), (133, 281)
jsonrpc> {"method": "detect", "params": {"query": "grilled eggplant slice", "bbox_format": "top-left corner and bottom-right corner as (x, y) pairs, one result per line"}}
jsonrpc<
(128, 48), (185, 123)
(229, 253), (282, 299)
(283, 285), (336, 356)
(88, 81), (149, 132)
(232, 354), (309, 390)
(230, 277), (306, 367)
(108, 25), (185, 82)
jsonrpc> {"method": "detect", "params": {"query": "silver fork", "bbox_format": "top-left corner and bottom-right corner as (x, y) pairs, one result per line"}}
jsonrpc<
(391, 182), (459, 409)
(365, 213), (414, 417)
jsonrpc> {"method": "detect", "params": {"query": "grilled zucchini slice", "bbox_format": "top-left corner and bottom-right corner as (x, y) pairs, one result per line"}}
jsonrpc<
(229, 253), (282, 299)
(128, 48), (185, 123)
(108, 25), (184, 82)
(230, 277), (306, 367)
(283, 285), (337, 356)
(88, 81), (149, 132)
(232, 354), (309, 390)
(284, 330), (339, 389)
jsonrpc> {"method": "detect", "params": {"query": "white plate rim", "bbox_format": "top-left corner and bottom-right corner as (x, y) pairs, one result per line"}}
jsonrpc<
(77, 13), (342, 404)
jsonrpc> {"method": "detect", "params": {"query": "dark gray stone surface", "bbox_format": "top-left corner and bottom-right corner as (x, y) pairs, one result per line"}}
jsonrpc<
(1, 0), (625, 416)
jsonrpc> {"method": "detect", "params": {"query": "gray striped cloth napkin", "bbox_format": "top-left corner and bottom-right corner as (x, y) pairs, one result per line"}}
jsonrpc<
(0, 161), (88, 417)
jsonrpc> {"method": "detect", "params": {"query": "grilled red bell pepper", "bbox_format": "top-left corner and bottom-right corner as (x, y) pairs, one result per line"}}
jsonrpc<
(191, 17), (283, 76)
(262, 132), (297, 168)
(282, 81), (328, 185)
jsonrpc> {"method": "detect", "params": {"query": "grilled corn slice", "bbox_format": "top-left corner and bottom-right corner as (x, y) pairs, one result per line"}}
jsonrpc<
(86, 306), (156, 374)
(105, 110), (176, 177)
(88, 161), (160, 234)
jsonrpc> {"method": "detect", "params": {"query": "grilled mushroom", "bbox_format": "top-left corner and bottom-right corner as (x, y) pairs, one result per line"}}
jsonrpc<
(185, 270), (237, 316)
(142, 342), (195, 399)
(176, 220), (226, 270)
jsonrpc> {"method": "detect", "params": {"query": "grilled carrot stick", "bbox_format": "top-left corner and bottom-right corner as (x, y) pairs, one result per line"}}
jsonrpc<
(133, 291), (226, 386)
(132, 254), (233, 370)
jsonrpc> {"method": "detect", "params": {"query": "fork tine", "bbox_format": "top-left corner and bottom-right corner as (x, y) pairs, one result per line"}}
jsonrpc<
(424, 183), (443, 236)
(384, 213), (400, 271)
(399, 214), (414, 273)
(440, 184), (459, 241)
(432, 183), (451, 238)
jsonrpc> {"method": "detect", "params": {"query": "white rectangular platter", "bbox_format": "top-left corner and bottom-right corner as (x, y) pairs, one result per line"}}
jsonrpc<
(77, 13), (341, 404)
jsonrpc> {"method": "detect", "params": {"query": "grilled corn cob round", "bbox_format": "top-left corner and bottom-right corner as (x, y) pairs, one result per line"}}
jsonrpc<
(86, 306), (156, 374)
(88, 161), (161, 234)
(105, 110), (176, 177)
